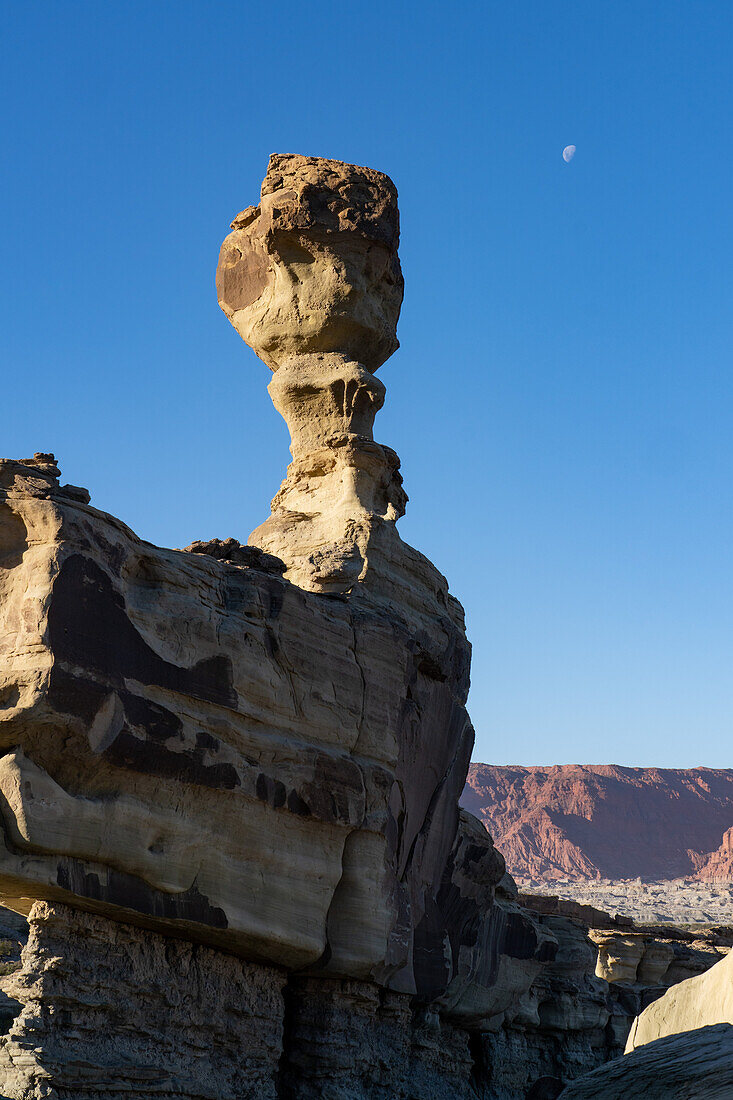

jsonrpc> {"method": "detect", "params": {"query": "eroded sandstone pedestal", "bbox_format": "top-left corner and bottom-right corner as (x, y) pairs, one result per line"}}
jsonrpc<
(216, 153), (414, 597)
(0, 154), (557, 1097)
(2, 155), (704, 1099)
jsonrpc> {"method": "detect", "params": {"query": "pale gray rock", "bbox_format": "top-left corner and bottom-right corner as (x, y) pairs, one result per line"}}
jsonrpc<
(0, 901), (285, 1099)
(278, 977), (474, 1100)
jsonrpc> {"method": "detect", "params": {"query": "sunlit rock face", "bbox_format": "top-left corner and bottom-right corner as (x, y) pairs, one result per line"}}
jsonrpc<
(0, 156), (558, 1097)
(217, 154), (415, 598)
(2, 155), (729, 1100)
(0, 154), (550, 1008)
(216, 153), (403, 372)
(0, 452), (480, 991)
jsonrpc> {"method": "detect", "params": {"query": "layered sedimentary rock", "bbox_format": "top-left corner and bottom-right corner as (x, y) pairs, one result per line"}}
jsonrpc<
(506, 904), (733, 1097)
(216, 153), (409, 597)
(0, 448), (544, 1016)
(1, 154), (724, 1099)
(558, 1024), (733, 1100)
(0, 155), (552, 1011)
(0, 902), (285, 1099)
(0, 156), (554, 1096)
(694, 826), (733, 881)
(462, 764), (733, 881)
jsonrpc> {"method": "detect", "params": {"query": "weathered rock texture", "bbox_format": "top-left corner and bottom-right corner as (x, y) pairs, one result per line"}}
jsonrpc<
(217, 153), (411, 596)
(558, 1024), (733, 1100)
(625, 945), (733, 1053)
(0, 896), (717, 1100)
(693, 826), (733, 881)
(0, 156), (554, 1096)
(539, 898), (733, 1098)
(1, 156), (723, 1099)
(462, 764), (733, 881)
(0, 443), (555, 1027)
(0, 902), (285, 1099)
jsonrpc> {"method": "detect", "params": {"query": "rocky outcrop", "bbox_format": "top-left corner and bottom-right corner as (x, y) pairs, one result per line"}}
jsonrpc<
(545, 906), (733, 1098)
(517, 892), (634, 930)
(1, 154), (725, 1099)
(694, 826), (733, 881)
(476, 899), (731, 1098)
(590, 932), (673, 984)
(0, 900), (493, 1100)
(589, 927), (729, 986)
(625, 945), (733, 1052)
(558, 1024), (733, 1100)
(462, 764), (733, 881)
(0, 155), (554, 1096)
(0, 152), (551, 1013)
(0, 902), (285, 1099)
(216, 153), (408, 597)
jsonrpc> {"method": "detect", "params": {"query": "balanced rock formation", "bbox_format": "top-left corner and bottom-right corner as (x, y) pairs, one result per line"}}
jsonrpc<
(1, 155), (725, 1099)
(217, 153), (408, 596)
(0, 156), (555, 1098)
(462, 764), (733, 881)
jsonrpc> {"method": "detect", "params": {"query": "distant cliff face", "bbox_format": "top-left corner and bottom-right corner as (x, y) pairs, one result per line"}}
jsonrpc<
(693, 827), (733, 882)
(461, 765), (733, 881)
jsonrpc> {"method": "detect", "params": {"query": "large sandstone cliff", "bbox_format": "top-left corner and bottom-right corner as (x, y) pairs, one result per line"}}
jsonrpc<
(0, 155), (555, 1098)
(0, 155), (724, 1100)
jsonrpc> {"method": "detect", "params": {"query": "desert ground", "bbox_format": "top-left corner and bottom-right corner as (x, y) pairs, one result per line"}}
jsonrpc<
(517, 877), (733, 925)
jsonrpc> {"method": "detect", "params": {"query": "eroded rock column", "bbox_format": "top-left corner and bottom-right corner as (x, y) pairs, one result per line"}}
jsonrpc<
(216, 153), (406, 593)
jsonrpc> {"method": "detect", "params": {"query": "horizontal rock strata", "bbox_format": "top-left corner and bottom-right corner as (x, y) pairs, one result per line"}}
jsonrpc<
(559, 1024), (733, 1099)
(1, 155), (725, 1099)
(0, 902), (285, 1099)
(0, 451), (551, 1023)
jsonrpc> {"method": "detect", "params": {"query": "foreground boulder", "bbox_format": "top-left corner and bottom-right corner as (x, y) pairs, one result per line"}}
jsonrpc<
(558, 950), (733, 1099)
(625, 945), (733, 1052)
(559, 1024), (733, 1100)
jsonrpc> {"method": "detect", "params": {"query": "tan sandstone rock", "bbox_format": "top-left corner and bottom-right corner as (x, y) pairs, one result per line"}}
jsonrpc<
(0, 159), (551, 1043)
(217, 153), (403, 372)
(1, 155), (730, 1100)
(590, 930), (675, 985)
(217, 153), (415, 597)
(625, 945), (733, 1052)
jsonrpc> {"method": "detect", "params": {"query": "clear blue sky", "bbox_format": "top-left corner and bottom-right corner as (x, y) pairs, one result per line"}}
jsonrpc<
(4, 2), (732, 767)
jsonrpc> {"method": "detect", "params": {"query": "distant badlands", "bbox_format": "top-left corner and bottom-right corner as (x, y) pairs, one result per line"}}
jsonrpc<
(461, 764), (733, 883)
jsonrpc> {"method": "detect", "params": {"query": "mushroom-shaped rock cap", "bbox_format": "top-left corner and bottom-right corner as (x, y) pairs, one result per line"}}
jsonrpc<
(216, 153), (404, 372)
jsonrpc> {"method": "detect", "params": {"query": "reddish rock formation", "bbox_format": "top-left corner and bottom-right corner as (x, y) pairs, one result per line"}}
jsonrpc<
(461, 765), (733, 882)
(693, 827), (733, 882)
